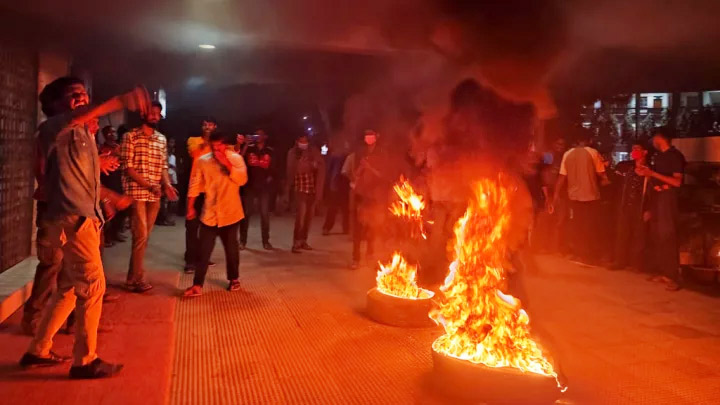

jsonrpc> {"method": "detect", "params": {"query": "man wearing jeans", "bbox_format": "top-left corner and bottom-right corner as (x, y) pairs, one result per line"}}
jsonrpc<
(20, 76), (149, 378)
(285, 134), (324, 253)
(120, 102), (178, 293)
(183, 132), (247, 297)
(551, 129), (609, 265)
(239, 130), (275, 250)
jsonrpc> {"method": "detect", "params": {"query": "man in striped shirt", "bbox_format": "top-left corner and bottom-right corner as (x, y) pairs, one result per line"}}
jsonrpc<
(120, 102), (178, 293)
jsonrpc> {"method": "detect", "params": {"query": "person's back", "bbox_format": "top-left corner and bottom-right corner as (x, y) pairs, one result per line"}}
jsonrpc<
(561, 146), (603, 202)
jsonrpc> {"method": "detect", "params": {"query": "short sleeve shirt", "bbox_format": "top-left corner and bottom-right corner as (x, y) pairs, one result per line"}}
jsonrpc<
(188, 151), (248, 227)
(559, 146), (605, 202)
(650, 147), (685, 194)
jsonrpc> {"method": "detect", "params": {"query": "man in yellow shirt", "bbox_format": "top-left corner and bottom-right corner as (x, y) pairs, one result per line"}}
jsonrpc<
(184, 117), (217, 273)
(184, 132), (248, 297)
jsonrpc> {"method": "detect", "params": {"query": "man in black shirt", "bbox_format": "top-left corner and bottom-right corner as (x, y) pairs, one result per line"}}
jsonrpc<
(611, 140), (648, 270)
(239, 130), (275, 250)
(637, 129), (685, 291)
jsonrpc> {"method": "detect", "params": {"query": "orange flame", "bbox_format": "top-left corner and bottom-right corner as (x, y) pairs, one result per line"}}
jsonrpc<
(390, 176), (427, 239)
(429, 176), (559, 382)
(376, 253), (433, 300)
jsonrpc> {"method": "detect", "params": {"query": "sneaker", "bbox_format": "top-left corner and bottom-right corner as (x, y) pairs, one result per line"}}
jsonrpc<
(184, 264), (196, 274)
(183, 285), (202, 298)
(228, 280), (241, 292)
(69, 358), (123, 379)
(263, 242), (274, 250)
(300, 243), (313, 251)
(20, 352), (71, 368)
(126, 281), (153, 293)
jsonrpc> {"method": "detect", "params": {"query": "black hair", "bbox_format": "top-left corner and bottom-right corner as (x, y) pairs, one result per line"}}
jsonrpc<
(151, 101), (163, 111)
(209, 131), (232, 145)
(201, 116), (218, 125)
(574, 127), (593, 144)
(101, 125), (114, 136)
(653, 127), (673, 142)
(39, 76), (84, 117)
(631, 137), (649, 149)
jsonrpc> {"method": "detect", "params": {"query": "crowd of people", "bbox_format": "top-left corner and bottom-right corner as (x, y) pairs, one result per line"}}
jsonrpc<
(16, 75), (688, 381)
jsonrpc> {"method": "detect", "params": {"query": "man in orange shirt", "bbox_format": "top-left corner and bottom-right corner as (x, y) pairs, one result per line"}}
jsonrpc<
(184, 117), (217, 273)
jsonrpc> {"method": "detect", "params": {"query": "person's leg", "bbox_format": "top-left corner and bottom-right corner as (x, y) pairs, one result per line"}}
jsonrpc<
(323, 190), (338, 233)
(193, 223), (219, 287)
(613, 208), (632, 268)
(655, 194), (680, 283)
(219, 222), (240, 281)
(184, 194), (203, 267)
(156, 196), (167, 225)
(128, 201), (148, 284)
(352, 195), (363, 262)
(301, 195), (315, 244)
(22, 204), (64, 334)
(340, 191), (350, 234)
(292, 192), (307, 248)
(240, 191), (254, 245)
(259, 190), (271, 244)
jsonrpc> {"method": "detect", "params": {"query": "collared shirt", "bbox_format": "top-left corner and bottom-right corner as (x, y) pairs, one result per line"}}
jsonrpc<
(120, 128), (168, 202)
(294, 172), (315, 194)
(36, 108), (103, 221)
(188, 150), (248, 227)
(559, 146), (605, 202)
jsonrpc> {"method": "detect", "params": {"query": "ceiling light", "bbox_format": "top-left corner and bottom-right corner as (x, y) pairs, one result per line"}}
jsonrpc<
(198, 44), (216, 49)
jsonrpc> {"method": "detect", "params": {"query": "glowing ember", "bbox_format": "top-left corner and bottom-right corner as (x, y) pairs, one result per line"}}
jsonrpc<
(390, 176), (428, 239)
(429, 176), (561, 385)
(376, 253), (433, 300)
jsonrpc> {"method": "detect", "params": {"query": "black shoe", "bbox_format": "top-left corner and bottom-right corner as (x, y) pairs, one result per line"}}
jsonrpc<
(263, 242), (273, 250)
(228, 280), (241, 292)
(291, 246), (302, 254)
(300, 243), (313, 251)
(20, 352), (71, 368)
(69, 358), (123, 379)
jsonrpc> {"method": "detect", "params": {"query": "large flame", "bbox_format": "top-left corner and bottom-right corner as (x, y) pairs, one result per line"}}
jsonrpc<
(429, 176), (558, 381)
(389, 176), (428, 239)
(376, 253), (433, 300)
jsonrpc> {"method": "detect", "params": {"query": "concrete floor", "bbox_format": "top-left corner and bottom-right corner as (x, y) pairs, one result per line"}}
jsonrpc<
(2, 214), (720, 404)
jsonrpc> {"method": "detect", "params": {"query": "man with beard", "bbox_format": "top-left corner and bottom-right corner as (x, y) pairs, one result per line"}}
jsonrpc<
(120, 102), (178, 293)
(184, 117), (217, 273)
(20, 76), (149, 378)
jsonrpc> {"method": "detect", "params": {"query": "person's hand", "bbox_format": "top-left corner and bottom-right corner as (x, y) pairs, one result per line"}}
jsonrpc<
(186, 206), (197, 220)
(164, 184), (179, 201)
(122, 86), (151, 117)
(636, 165), (653, 177)
(99, 155), (120, 175)
(148, 184), (162, 197)
(116, 195), (133, 211)
(643, 211), (651, 222)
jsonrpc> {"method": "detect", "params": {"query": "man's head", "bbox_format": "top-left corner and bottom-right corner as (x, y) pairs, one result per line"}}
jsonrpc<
(102, 125), (117, 142)
(201, 116), (218, 136)
(209, 131), (230, 154)
(552, 137), (566, 153)
(574, 128), (592, 146)
(630, 140), (648, 161)
(296, 134), (309, 150)
(39, 76), (88, 117)
(145, 102), (163, 128)
(255, 129), (268, 144)
(652, 128), (672, 151)
(364, 129), (378, 146)
(168, 137), (176, 152)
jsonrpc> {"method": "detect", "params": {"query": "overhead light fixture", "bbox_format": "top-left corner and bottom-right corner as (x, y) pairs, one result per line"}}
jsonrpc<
(198, 44), (216, 50)
(302, 115), (308, 120)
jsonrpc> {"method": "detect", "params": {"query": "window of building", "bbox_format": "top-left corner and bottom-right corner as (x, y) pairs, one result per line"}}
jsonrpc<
(639, 96), (648, 108)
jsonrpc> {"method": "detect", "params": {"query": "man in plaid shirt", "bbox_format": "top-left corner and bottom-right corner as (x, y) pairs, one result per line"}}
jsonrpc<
(120, 102), (178, 293)
(285, 134), (324, 253)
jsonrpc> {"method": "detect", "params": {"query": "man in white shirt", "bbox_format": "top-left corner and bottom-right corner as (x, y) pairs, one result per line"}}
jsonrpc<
(551, 129), (609, 264)
(184, 132), (248, 297)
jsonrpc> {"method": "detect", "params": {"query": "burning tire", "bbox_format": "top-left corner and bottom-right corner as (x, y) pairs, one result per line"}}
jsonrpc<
(431, 350), (562, 403)
(365, 287), (435, 328)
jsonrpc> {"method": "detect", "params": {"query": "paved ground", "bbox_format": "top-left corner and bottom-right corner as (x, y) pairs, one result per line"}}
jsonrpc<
(2, 214), (720, 404)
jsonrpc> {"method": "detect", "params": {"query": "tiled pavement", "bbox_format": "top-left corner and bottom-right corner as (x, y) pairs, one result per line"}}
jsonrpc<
(170, 216), (720, 405)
